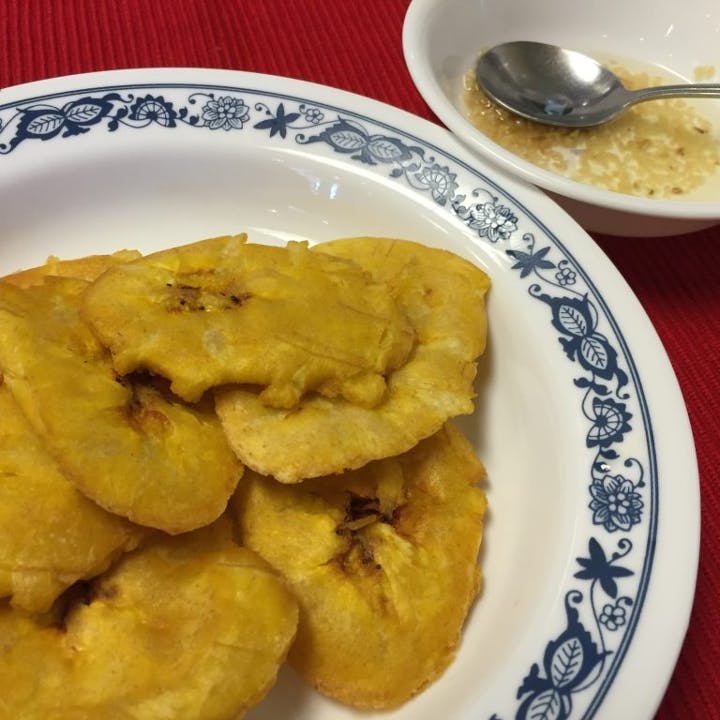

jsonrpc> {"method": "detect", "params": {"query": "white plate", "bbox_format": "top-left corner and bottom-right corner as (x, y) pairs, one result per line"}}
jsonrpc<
(0, 69), (699, 719)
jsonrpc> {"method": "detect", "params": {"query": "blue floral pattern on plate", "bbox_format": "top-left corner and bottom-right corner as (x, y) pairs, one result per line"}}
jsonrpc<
(0, 83), (655, 719)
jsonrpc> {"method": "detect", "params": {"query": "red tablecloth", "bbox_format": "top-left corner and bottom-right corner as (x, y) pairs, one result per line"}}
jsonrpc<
(2, 2), (718, 717)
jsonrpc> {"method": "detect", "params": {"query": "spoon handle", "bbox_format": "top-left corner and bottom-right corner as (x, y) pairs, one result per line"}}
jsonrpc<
(629, 84), (720, 105)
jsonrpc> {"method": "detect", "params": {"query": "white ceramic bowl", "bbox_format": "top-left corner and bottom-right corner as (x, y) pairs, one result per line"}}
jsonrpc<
(403, 0), (720, 236)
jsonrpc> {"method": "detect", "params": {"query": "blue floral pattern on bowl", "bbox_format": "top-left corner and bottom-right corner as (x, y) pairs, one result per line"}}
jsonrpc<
(0, 82), (655, 719)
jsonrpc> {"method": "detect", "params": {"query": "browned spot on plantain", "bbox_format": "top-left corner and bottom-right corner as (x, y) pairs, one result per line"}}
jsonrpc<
(91, 582), (119, 601)
(121, 385), (170, 436)
(166, 278), (253, 314)
(333, 534), (382, 575)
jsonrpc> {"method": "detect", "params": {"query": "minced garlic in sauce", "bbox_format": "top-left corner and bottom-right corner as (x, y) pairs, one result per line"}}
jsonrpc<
(462, 60), (720, 200)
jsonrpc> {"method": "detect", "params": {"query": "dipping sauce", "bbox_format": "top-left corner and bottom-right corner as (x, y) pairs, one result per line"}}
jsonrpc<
(462, 60), (720, 200)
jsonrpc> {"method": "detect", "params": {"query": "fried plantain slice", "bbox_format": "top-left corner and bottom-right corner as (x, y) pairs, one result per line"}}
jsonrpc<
(0, 383), (144, 614)
(216, 237), (490, 482)
(0, 521), (299, 720)
(81, 234), (415, 406)
(0, 277), (242, 534)
(0, 604), (71, 718)
(233, 423), (487, 709)
(2, 249), (142, 288)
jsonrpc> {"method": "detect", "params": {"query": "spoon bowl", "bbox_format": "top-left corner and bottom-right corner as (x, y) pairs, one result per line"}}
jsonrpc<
(476, 41), (720, 127)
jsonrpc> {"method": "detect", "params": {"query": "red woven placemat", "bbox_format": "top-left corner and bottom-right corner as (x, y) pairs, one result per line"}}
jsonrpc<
(2, 1), (718, 717)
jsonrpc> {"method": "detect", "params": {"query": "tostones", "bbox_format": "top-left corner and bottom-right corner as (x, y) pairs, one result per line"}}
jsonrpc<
(0, 382), (143, 613)
(81, 234), (415, 405)
(217, 237), (490, 482)
(0, 521), (299, 719)
(0, 277), (242, 534)
(233, 422), (487, 708)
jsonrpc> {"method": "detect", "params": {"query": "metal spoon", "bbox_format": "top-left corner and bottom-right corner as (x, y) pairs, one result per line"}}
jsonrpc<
(475, 41), (720, 128)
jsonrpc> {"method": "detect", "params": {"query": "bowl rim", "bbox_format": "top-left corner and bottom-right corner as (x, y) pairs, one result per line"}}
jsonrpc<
(402, 0), (720, 221)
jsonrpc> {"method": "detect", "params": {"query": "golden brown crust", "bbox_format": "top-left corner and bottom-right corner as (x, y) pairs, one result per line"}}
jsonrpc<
(0, 277), (242, 534)
(234, 422), (487, 708)
(217, 237), (490, 482)
(2, 249), (141, 288)
(0, 522), (299, 719)
(81, 234), (414, 404)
